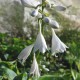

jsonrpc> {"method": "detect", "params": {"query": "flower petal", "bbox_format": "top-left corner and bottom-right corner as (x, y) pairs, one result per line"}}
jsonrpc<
(34, 63), (40, 77)
(18, 44), (34, 63)
(30, 54), (36, 74)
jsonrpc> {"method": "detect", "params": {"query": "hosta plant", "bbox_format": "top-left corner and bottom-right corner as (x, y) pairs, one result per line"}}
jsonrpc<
(17, 0), (69, 79)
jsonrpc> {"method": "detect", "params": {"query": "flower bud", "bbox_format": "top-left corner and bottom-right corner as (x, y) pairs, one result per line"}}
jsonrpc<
(31, 7), (39, 17)
(54, 5), (66, 11)
(43, 17), (59, 29)
(31, 10), (38, 17)
(21, 0), (40, 8)
(43, 17), (51, 23)
(44, 68), (49, 71)
(45, 0), (54, 9)
(45, 1), (51, 8)
(42, 65), (46, 68)
(49, 19), (59, 29)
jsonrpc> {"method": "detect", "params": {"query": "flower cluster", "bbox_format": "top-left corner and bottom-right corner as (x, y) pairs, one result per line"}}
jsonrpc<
(18, 0), (68, 78)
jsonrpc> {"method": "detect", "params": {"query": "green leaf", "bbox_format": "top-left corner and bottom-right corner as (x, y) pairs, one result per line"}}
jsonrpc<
(71, 69), (77, 80)
(38, 75), (63, 80)
(0, 61), (16, 67)
(0, 66), (17, 80)
(76, 61), (80, 71)
(14, 72), (27, 80)
(76, 73), (80, 80)
(0, 76), (3, 80)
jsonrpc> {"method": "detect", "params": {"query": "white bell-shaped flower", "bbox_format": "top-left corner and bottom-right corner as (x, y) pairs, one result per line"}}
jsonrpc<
(18, 44), (33, 63)
(33, 22), (47, 53)
(30, 53), (40, 77)
(21, 0), (40, 8)
(43, 17), (59, 29)
(51, 28), (68, 55)
(31, 7), (39, 17)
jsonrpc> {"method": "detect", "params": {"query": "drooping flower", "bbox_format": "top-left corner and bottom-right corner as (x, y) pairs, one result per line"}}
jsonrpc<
(33, 22), (47, 53)
(31, 7), (39, 17)
(43, 17), (59, 29)
(51, 28), (68, 55)
(18, 44), (33, 64)
(21, 0), (40, 8)
(30, 53), (40, 77)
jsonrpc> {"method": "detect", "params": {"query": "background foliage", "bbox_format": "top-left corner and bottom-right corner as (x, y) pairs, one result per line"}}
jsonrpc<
(0, 24), (80, 80)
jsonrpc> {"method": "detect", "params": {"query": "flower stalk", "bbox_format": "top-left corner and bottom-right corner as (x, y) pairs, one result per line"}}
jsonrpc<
(41, 0), (45, 34)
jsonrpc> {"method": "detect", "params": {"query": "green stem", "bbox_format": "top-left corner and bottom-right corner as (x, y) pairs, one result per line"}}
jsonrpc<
(38, 18), (42, 33)
(42, 0), (45, 34)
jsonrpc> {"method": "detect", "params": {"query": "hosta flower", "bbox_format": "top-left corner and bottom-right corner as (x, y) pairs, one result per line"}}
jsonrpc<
(18, 44), (33, 64)
(30, 53), (40, 77)
(21, 0), (40, 8)
(31, 7), (39, 17)
(43, 17), (59, 29)
(33, 23), (47, 53)
(51, 28), (68, 55)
